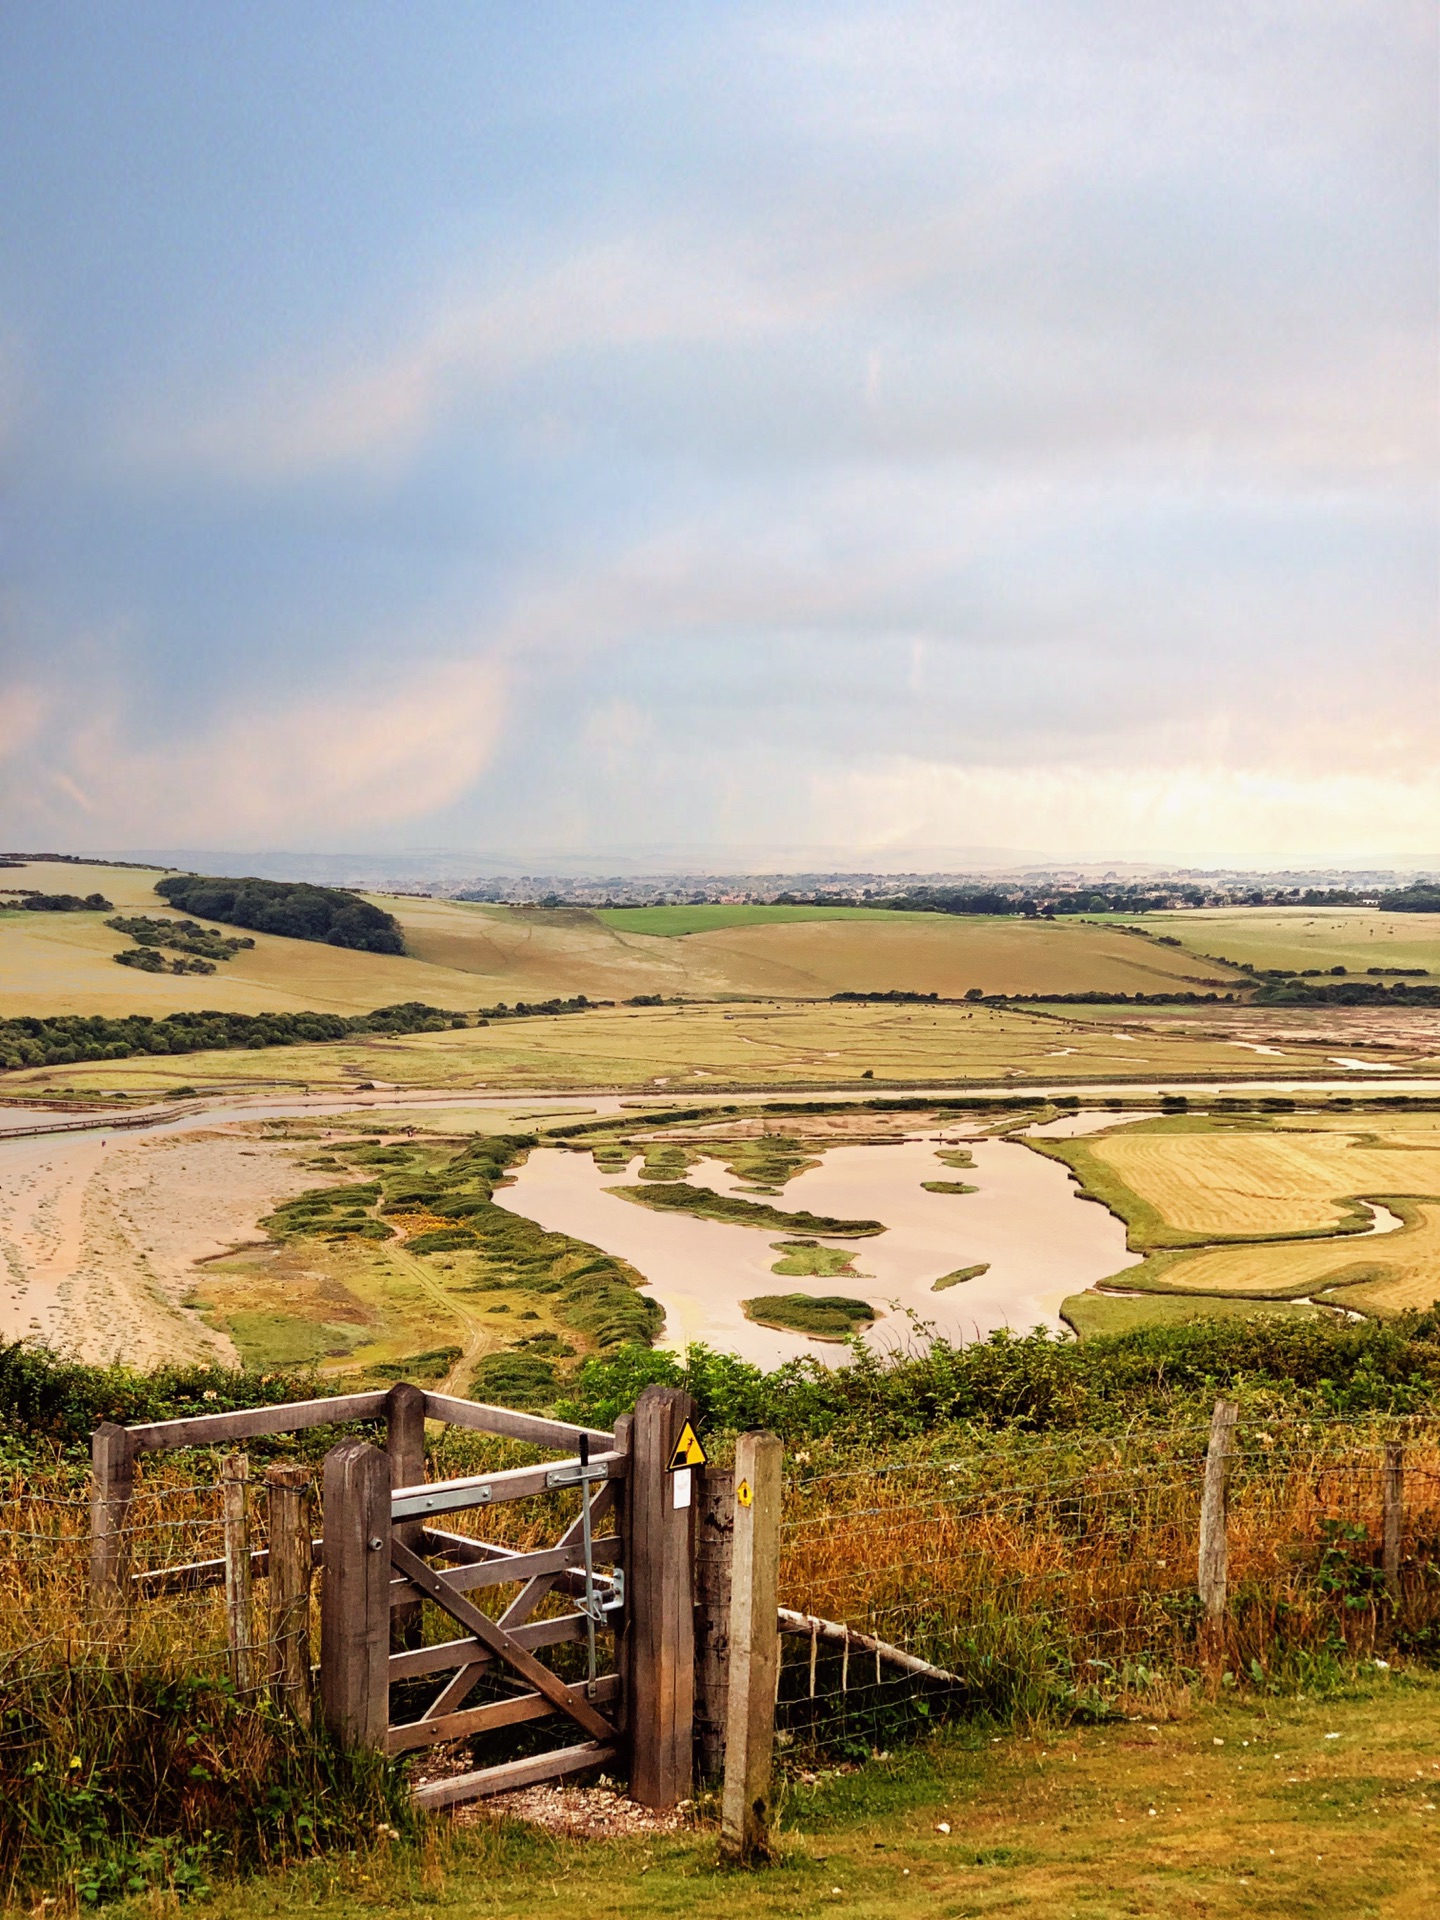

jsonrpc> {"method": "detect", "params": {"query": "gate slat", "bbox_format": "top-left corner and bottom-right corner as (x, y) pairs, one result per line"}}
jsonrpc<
(390, 1540), (616, 1743)
(387, 1613), (586, 1681)
(390, 1536), (618, 1604)
(386, 1671), (622, 1754)
(413, 1740), (619, 1810)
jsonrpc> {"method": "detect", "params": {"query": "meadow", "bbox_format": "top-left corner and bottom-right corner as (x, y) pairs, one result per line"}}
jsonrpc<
(1128, 905), (1440, 979)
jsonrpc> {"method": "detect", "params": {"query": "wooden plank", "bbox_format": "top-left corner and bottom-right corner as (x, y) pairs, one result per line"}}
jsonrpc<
(389, 1539), (616, 1743)
(1197, 1398), (1238, 1669)
(694, 1467), (734, 1783)
(387, 1612), (586, 1681)
(412, 1740), (618, 1811)
(319, 1440), (392, 1750)
(422, 1392), (612, 1451)
(221, 1453), (256, 1691)
(625, 1385), (697, 1810)
(720, 1431), (783, 1865)
(390, 1450), (624, 1520)
(89, 1421), (137, 1620)
(1382, 1441), (1405, 1592)
(128, 1391), (389, 1452)
(265, 1465), (313, 1725)
(386, 1383), (427, 1651)
(391, 1536), (619, 1604)
(387, 1672), (622, 1755)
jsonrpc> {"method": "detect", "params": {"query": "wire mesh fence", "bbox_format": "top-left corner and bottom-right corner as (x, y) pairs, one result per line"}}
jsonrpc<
(774, 1416), (1440, 1759)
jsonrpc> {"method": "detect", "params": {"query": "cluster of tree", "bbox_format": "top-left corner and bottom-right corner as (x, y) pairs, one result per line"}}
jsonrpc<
(114, 948), (216, 976)
(830, 988), (984, 1004)
(476, 994), (609, 1021)
(1379, 884), (1440, 913)
(154, 873), (405, 952)
(106, 911), (260, 977)
(1252, 978), (1440, 1007)
(0, 1001), (460, 1070)
(0, 891), (112, 911)
(992, 990), (1238, 1005)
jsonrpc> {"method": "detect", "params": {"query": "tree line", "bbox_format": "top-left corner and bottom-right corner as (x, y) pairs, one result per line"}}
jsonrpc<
(0, 1001), (461, 1071)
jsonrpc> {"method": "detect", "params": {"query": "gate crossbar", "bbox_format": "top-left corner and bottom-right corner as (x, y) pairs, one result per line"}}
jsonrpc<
(390, 1449), (625, 1521)
(390, 1539), (617, 1743)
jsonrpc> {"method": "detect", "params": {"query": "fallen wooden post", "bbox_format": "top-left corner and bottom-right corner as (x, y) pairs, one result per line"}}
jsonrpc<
(776, 1609), (962, 1685)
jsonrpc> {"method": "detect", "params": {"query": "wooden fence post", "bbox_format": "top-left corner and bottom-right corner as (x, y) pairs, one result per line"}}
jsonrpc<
(319, 1439), (392, 1750)
(89, 1421), (137, 1623)
(1382, 1441), (1405, 1594)
(221, 1453), (256, 1690)
(385, 1382), (426, 1650)
(720, 1430), (783, 1867)
(694, 1467), (735, 1783)
(1197, 1399), (1238, 1670)
(266, 1464), (313, 1725)
(625, 1384), (697, 1809)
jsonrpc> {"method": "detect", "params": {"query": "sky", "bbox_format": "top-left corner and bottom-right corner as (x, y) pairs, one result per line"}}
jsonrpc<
(1, 1), (1436, 872)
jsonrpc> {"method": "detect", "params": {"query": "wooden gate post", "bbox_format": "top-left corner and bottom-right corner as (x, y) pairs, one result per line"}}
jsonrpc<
(90, 1421), (138, 1625)
(1197, 1399), (1238, 1671)
(319, 1439), (392, 1750)
(720, 1430), (783, 1866)
(695, 1467), (735, 1783)
(625, 1384), (697, 1808)
(221, 1453), (256, 1691)
(385, 1383), (426, 1649)
(266, 1464), (313, 1725)
(1381, 1441), (1405, 1595)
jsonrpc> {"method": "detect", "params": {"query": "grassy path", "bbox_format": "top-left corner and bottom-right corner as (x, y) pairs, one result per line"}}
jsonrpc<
(162, 1677), (1437, 1920)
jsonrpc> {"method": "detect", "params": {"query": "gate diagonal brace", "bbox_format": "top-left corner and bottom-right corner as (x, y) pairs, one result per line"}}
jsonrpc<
(389, 1539), (616, 1744)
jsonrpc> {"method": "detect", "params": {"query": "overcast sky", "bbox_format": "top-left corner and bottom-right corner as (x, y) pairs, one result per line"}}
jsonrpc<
(2, 2), (1435, 870)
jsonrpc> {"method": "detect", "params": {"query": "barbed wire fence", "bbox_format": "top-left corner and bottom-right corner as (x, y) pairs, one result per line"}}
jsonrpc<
(773, 1414), (1440, 1762)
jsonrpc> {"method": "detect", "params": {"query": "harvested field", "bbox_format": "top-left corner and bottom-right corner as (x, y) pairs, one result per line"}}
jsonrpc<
(1056, 1116), (1440, 1243)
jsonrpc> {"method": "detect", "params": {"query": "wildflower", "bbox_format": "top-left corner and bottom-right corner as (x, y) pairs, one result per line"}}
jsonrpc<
(68, 1756), (82, 1770)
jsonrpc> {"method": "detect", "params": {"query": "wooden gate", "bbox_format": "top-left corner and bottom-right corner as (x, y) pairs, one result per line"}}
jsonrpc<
(319, 1383), (697, 1810)
(91, 1381), (699, 1813)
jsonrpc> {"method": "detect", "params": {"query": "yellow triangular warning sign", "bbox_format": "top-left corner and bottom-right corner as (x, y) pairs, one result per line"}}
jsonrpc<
(668, 1419), (707, 1470)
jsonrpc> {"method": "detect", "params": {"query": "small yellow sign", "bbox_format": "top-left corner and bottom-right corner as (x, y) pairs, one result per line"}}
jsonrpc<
(668, 1419), (707, 1471)
(736, 1479), (753, 1508)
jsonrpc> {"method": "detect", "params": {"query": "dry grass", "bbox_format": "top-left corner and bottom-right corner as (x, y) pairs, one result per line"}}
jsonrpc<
(779, 1419), (1440, 1728)
(1135, 1202), (1440, 1313)
(1, 999), (1378, 1100)
(1082, 1123), (1440, 1241)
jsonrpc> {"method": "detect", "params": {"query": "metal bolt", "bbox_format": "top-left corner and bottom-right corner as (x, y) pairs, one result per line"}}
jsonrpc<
(368, 1536), (383, 1551)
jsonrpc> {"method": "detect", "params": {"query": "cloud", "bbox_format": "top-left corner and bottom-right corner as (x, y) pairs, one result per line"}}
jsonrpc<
(3, 652), (508, 846)
(806, 755), (1440, 867)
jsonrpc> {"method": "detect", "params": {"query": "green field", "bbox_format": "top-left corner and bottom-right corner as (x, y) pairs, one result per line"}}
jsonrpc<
(1127, 906), (1440, 977)
(166, 1680), (1439, 1920)
(592, 902), (919, 935)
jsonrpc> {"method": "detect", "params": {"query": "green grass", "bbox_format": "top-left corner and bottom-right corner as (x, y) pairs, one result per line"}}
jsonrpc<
(743, 1292), (877, 1339)
(769, 1240), (862, 1278)
(921, 1178), (977, 1195)
(222, 1312), (370, 1367)
(593, 903), (923, 936)
(1061, 1290), (1328, 1339)
(149, 1679), (1439, 1920)
(931, 1263), (990, 1291)
(605, 1180), (885, 1237)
